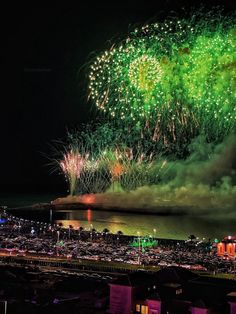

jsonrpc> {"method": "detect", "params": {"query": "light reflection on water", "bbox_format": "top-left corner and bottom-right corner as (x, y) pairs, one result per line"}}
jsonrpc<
(54, 209), (235, 240)
(2, 194), (235, 240)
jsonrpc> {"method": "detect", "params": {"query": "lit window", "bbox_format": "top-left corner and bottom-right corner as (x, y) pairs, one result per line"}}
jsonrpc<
(136, 304), (141, 312)
(141, 305), (148, 314)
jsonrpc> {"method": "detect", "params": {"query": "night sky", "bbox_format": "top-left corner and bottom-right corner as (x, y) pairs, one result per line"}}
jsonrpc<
(3, 1), (235, 194)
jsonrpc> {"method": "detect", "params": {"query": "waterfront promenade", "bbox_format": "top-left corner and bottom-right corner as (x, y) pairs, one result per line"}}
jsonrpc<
(0, 207), (235, 278)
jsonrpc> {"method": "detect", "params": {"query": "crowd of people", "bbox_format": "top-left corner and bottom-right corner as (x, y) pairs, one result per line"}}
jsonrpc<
(0, 207), (235, 274)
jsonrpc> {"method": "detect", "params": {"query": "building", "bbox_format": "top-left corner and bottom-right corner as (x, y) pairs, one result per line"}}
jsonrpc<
(109, 267), (236, 314)
(217, 236), (236, 259)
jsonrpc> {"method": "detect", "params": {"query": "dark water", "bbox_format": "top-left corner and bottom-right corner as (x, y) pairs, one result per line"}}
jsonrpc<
(1, 193), (235, 240)
(53, 209), (235, 241)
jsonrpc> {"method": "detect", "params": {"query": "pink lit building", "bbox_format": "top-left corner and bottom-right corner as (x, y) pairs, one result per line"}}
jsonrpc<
(108, 267), (236, 314)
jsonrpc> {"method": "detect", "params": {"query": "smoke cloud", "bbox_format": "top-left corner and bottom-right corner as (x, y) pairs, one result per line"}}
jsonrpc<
(54, 135), (236, 214)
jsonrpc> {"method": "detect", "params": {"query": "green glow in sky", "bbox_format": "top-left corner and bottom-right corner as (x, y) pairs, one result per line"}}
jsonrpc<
(89, 12), (236, 143)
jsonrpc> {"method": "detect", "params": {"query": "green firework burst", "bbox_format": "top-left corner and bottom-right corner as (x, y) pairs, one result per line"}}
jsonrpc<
(88, 11), (236, 144)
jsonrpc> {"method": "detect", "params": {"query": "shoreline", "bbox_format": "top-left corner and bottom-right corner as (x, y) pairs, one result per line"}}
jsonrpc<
(52, 202), (189, 216)
(8, 201), (201, 216)
(4, 206), (197, 241)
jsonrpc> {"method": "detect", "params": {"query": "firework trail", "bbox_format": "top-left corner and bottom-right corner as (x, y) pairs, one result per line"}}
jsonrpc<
(60, 150), (85, 195)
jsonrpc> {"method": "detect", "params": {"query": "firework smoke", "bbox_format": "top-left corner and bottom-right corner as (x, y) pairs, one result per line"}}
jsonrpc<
(53, 135), (236, 213)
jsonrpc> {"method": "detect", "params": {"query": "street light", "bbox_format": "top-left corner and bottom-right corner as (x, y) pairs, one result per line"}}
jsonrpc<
(234, 257), (236, 279)
(137, 231), (141, 248)
(49, 208), (53, 222)
(90, 224), (93, 241)
(153, 228), (156, 239)
(137, 231), (141, 265)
